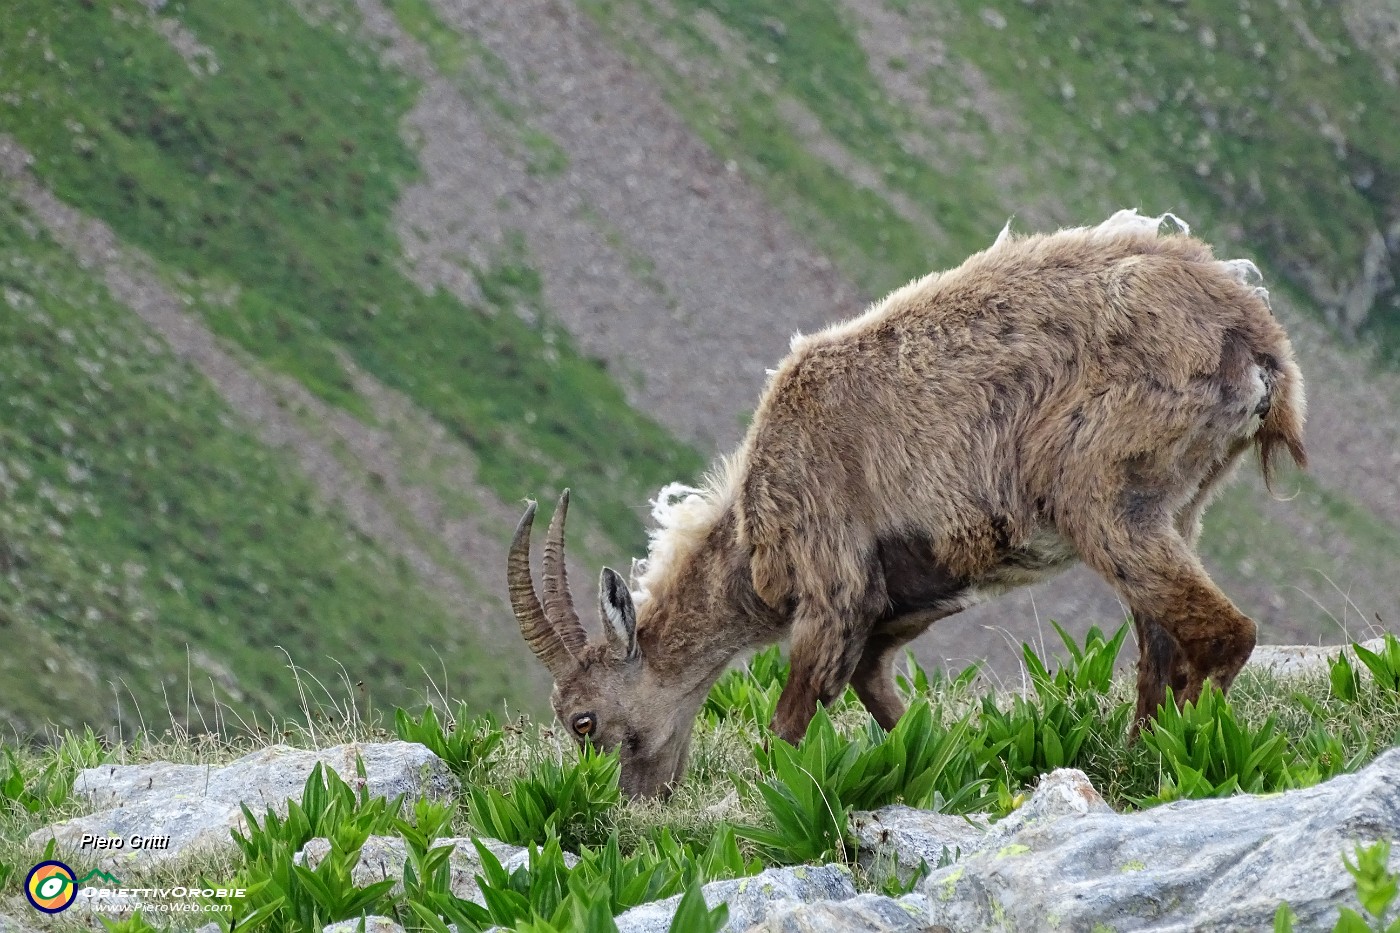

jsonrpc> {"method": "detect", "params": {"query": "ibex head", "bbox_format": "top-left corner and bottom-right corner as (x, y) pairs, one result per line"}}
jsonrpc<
(507, 491), (703, 798)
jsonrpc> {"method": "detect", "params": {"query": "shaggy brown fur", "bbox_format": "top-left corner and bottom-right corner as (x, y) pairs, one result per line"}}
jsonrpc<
(507, 212), (1306, 797)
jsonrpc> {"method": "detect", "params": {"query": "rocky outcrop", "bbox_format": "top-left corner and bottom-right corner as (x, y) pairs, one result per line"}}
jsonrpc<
(611, 864), (856, 933)
(296, 834), (578, 904)
(921, 750), (1400, 931)
(740, 893), (936, 933)
(25, 742), (455, 869)
(1245, 637), (1389, 679)
(0, 916), (40, 933)
(850, 805), (990, 883)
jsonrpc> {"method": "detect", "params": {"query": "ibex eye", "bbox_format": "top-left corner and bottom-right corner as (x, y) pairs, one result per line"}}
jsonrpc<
(571, 713), (595, 737)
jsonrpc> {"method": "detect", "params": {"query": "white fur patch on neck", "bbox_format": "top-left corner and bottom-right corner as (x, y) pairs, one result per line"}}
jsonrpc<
(630, 464), (738, 608)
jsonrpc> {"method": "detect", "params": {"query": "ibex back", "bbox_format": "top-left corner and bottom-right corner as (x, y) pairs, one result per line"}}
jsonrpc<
(507, 211), (1306, 798)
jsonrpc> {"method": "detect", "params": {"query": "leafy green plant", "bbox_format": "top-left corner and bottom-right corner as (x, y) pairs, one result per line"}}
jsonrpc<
(0, 748), (69, 815)
(1292, 727), (1374, 785)
(408, 830), (729, 933)
(1332, 651), (1363, 704)
(1, 729), (107, 816)
(99, 912), (164, 933)
(1275, 839), (1400, 932)
(1354, 636), (1400, 695)
(978, 692), (1103, 786)
(1025, 622), (1130, 697)
(703, 645), (787, 728)
(895, 652), (981, 700)
(467, 744), (621, 848)
(976, 623), (1130, 786)
(1139, 685), (1304, 804)
(395, 704), (503, 782)
(648, 824), (762, 885)
(736, 700), (994, 863)
(223, 760), (404, 930)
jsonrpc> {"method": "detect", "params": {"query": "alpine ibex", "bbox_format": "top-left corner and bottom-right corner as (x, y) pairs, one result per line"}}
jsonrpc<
(508, 211), (1306, 798)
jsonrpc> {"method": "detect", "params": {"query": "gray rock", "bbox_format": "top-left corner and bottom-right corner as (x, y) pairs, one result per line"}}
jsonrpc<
(924, 749), (1400, 932)
(0, 915), (41, 933)
(987, 767), (1112, 838)
(740, 893), (939, 932)
(321, 918), (407, 933)
(297, 834), (577, 904)
(1245, 638), (1387, 679)
(26, 742), (455, 869)
(613, 864), (856, 933)
(850, 770), (1104, 887)
(850, 805), (990, 883)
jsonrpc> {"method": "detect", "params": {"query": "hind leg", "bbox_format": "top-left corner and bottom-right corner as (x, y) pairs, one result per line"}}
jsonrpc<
(1065, 505), (1256, 729)
(1130, 446), (1251, 731)
(1130, 615), (1192, 734)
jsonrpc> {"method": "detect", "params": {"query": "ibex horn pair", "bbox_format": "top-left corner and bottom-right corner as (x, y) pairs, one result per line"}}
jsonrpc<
(507, 490), (586, 676)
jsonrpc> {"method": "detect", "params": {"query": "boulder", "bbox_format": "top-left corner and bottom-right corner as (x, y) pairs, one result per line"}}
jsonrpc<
(1245, 638), (1388, 679)
(0, 915), (40, 933)
(740, 893), (940, 932)
(296, 834), (578, 904)
(924, 749), (1400, 931)
(613, 864), (856, 933)
(25, 742), (455, 869)
(849, 805), (990, 883)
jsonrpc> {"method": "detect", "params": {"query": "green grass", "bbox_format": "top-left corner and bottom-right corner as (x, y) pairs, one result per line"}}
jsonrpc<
(1, 0), (701, 551)
(2, 631), (1398, 931)
(0, 191), (514, 736)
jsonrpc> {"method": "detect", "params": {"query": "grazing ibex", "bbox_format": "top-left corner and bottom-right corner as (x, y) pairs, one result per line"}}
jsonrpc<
(508, 211), (1306, 798)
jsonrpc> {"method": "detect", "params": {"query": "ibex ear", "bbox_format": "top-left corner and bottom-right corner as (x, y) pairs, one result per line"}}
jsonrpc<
(598, 567), (639, 662)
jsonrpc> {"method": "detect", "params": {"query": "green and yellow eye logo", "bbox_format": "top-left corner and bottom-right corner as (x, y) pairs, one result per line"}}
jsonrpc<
(26, 860), (78, 913)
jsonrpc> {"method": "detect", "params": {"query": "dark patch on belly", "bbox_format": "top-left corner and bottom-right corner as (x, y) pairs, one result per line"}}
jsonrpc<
(876, 533), (967, 617)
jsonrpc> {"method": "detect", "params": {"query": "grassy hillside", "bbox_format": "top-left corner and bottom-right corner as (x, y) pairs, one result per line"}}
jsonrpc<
(0, 0), (1396, 735)
(582, 0), (1400, 344)
(0, 189), (513, 734)
(0, 0), (700, 550)
(0, 0), (703, 735)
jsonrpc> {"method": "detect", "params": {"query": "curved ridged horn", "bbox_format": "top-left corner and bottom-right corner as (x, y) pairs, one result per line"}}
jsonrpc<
(508, 501), (575, 677)
(541, 489), (588, 657)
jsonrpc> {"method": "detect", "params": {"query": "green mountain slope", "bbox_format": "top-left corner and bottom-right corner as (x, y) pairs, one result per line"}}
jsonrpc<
(582, 0), (1399, 340)
(0, 0), (1396, 736)
(0, 190), (512, 733)
(1, 0), (700, 550)
(0, 0), (702, 735)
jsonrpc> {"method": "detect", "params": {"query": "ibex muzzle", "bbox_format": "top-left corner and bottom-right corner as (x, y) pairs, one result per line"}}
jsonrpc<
(508, 211), (1307, 799)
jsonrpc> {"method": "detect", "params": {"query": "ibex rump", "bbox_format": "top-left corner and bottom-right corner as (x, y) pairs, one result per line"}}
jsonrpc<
(508, 211), (1306, 798)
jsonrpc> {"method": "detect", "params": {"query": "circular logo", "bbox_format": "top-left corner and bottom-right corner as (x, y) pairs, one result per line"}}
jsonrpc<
(26, 860), (78, 913)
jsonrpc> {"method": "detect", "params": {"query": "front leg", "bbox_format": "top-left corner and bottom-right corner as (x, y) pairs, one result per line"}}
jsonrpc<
(771, 598), (871, 743)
